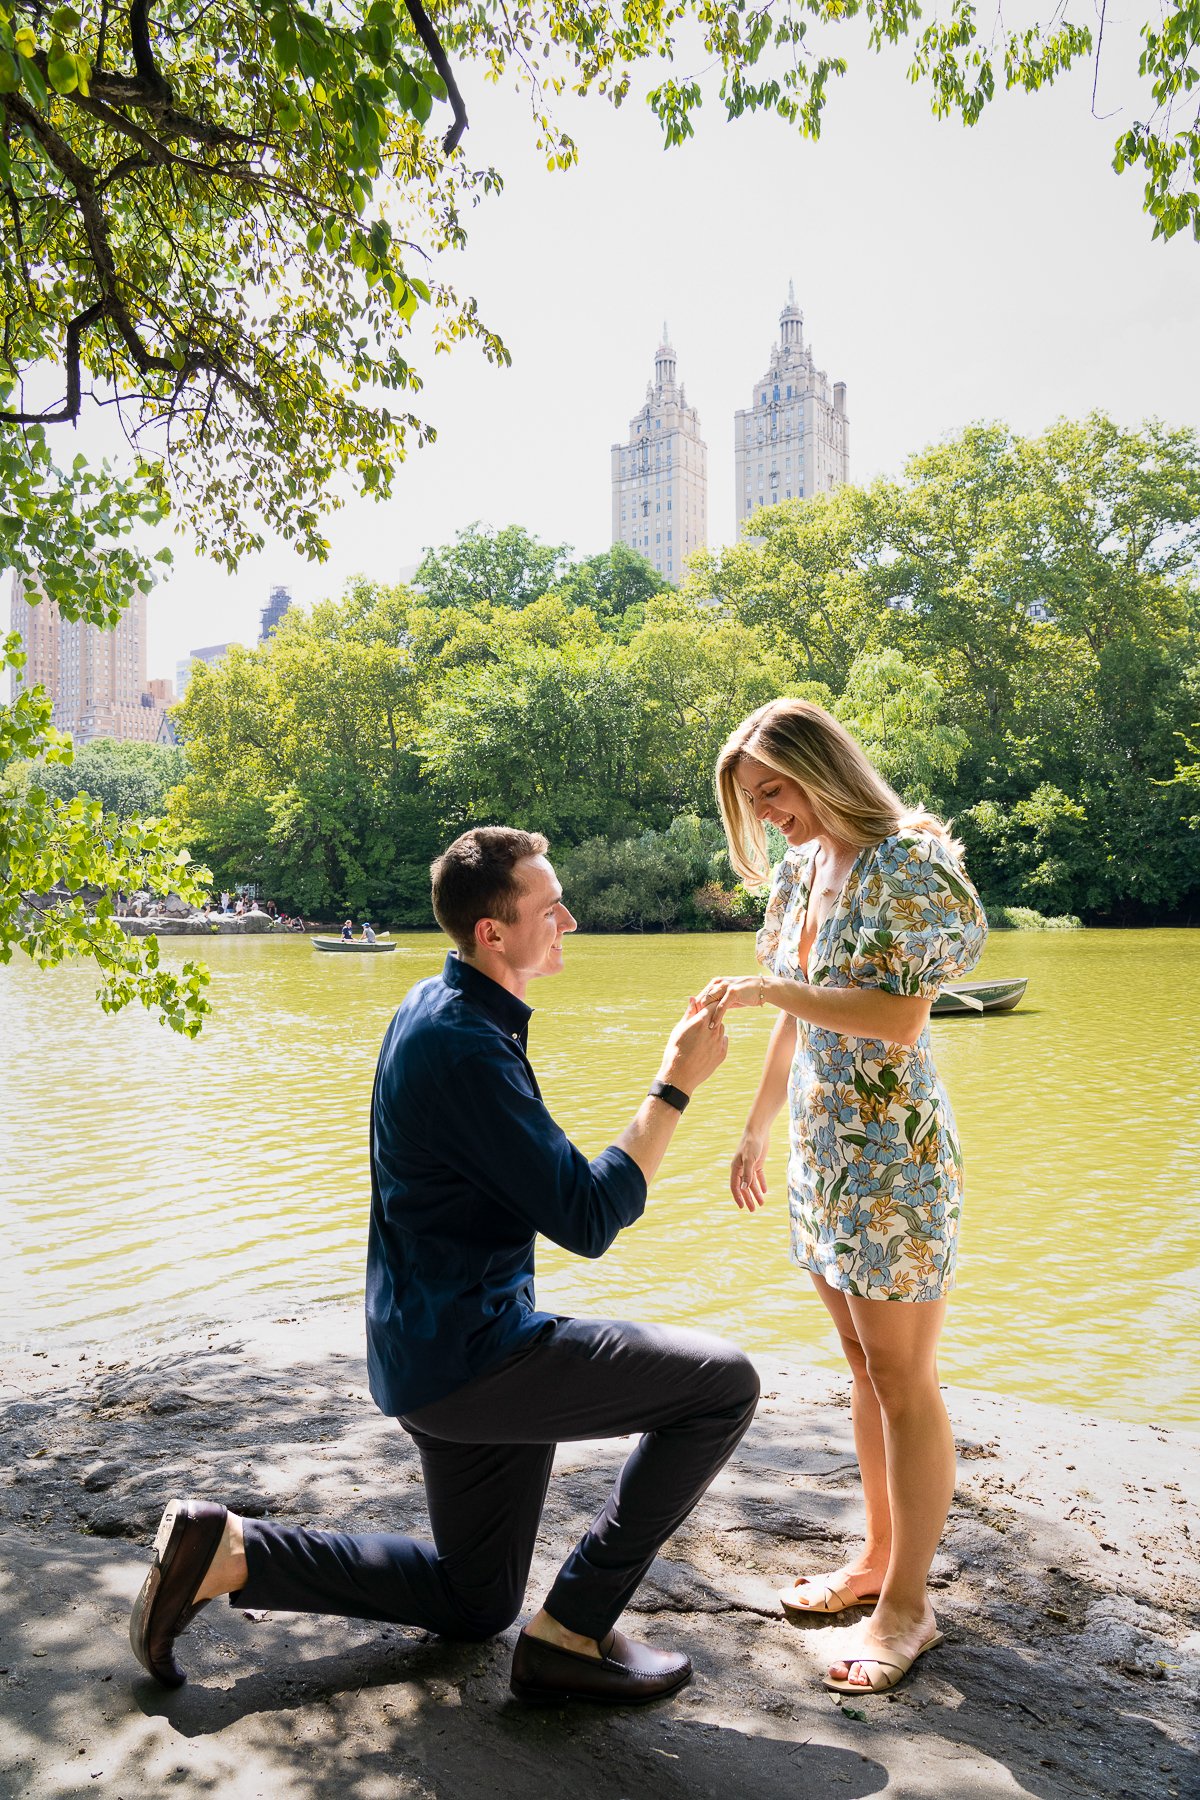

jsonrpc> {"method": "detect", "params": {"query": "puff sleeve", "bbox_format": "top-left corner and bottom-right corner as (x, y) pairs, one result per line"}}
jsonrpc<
(847, 834), (987, 998)
(755, 850), (805, 976)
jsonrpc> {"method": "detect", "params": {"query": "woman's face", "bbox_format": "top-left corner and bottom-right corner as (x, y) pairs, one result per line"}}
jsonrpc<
(736, 753), (821, 847)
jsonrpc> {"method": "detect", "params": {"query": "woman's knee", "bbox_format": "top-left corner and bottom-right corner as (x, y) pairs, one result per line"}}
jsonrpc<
(860, 1355), (939, 1417)
(837, 1330), (870, 1380)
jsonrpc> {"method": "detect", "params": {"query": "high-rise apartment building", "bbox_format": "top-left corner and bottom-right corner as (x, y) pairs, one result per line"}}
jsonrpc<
(10, 573), (172, 745)
(176, 641), (235, 699)
(259, 583), (292, 641)
(611, 329), (707, 582)
(735, 286), (849, 532)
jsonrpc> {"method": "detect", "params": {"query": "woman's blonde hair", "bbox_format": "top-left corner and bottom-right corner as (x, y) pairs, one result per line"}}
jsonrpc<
(715, 697), (960, 886)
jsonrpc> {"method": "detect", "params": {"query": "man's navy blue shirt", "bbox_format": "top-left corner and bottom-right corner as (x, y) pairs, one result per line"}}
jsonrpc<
(365, 953), (648, 1416)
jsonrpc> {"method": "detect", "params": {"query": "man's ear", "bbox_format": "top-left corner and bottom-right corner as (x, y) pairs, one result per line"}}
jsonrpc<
(474, 915), (504, 956)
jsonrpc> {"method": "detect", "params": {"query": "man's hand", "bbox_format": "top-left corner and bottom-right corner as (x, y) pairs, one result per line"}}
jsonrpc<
(658, 1006), (729, 1096)
(693, 974), (764, 1025)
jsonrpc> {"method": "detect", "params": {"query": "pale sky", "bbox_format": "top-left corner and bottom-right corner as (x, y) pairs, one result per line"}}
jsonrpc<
(9, 10), (1200, 680)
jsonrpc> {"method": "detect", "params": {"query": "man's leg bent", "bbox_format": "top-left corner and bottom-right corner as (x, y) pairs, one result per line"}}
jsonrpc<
(406, 1318), (760, 1645)
(235, 1436), (555, 1642)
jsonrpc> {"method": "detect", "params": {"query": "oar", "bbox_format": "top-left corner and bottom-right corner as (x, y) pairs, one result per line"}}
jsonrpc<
(946, 987), (986, 1012)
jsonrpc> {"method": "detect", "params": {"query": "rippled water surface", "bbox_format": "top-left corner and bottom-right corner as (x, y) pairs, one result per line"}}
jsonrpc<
(2, 929), (1196, 1424)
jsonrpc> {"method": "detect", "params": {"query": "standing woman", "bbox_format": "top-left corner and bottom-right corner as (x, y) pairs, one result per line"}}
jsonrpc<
(697, 697), (987, 1696)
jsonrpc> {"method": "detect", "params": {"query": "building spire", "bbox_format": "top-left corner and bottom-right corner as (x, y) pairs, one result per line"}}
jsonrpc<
(780, 281), (803, 350)
(654, 327), (677, 390)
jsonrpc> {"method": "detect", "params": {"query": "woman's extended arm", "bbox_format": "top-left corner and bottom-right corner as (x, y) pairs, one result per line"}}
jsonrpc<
(729, 1010), (796, 1212)
(700, 973), (932, 1047)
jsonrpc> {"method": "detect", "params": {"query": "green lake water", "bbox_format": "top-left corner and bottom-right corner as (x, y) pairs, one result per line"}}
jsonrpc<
(1, 929), (1196, 1426)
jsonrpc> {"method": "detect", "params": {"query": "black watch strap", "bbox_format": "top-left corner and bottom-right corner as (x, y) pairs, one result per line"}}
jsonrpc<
(648, 1078), (690, 1114)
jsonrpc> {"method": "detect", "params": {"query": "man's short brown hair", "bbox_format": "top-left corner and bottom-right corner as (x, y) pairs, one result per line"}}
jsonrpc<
(430, 826), (550, 956)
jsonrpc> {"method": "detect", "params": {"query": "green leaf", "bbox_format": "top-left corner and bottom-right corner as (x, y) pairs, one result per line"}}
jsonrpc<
(47, 49), (78, 93)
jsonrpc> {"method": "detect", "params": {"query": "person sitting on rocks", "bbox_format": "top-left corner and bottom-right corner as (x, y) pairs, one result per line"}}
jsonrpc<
(130, 826), (758, 1706)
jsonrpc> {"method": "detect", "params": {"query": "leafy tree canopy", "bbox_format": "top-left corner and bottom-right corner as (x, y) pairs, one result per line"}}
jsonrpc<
(414, 523), (571, 612)
(28, 737), (188, 817)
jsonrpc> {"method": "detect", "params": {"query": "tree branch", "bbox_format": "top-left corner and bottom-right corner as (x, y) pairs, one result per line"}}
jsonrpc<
(128, 0), (173, 102)
(0, 299), (109, 423)
(402, 0), (469, 152)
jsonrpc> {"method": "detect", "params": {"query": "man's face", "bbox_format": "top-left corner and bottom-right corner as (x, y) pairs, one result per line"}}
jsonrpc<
(494, 855), (577, 982)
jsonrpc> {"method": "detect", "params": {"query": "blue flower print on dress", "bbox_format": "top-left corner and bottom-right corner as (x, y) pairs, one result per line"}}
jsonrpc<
(875, 839), (913, 877)
(818, 1089), (857, 1127)
(919, 898), (961, 932)
(860, 1241), (894, 1290)
(837, 1199), (873, 1239)
(817, 1043), (856, 1084)
(862, 1118), (903, 1163)
(810, 1122), (841, 1171)
(845, 1158), (882, 1197)
(758, 828), (986, 1303)
(897, 1161), (940, 1208)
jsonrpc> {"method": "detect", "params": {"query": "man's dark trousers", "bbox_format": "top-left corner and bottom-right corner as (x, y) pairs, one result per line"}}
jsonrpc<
(236, 1317), (759, 1642)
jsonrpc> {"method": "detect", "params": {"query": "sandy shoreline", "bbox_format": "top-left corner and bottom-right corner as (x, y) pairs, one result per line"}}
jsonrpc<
(1, 1303), (1196, 1799)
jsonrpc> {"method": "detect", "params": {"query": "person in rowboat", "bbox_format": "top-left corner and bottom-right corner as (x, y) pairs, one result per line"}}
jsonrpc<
(697, 698), (987, 1697)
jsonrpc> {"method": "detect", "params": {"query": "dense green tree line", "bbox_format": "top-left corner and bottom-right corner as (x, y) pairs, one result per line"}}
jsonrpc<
(166, 541), (790, 924)
(163, 417), (1200, 928)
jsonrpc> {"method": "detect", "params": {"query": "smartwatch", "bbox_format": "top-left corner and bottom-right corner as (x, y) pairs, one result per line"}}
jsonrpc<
(648, 1078), (690, 1114)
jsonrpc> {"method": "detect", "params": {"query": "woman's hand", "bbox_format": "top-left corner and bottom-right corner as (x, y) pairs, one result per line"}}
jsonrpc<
(695, 974), (764, 1025)
(730, 1127), (770, 1212)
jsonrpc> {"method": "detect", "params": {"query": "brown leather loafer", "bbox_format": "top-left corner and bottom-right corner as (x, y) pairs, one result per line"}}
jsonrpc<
(129, 1498), (228, 1687)
(510, 1626), (692, 1705)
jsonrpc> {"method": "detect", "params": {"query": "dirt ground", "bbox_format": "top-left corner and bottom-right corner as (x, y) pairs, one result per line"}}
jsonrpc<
(1, 1308), (1196, 1800)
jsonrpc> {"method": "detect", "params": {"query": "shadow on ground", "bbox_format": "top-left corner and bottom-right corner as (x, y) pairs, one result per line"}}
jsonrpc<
(1, 1322), (1196, 1800)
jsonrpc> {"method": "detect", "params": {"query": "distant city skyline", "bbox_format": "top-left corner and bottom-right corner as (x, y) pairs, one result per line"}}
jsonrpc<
(10, 574), (173, 746)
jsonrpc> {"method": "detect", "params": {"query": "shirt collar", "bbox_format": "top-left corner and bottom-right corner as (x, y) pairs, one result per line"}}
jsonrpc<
(442, 952), (533, 1037)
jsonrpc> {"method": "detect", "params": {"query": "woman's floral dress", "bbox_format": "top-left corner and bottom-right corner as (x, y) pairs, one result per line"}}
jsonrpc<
(757, 832), (988, 1302)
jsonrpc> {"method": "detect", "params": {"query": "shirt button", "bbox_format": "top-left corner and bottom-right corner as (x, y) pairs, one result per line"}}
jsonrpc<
(512, 1033), (520, 1040)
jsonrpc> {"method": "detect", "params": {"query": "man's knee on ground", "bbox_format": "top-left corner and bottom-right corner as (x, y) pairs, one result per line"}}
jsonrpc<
(440, 1584), (524, 1643)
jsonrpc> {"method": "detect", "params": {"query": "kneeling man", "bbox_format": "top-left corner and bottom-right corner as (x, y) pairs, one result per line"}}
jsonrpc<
(131, 827), (759, 1704)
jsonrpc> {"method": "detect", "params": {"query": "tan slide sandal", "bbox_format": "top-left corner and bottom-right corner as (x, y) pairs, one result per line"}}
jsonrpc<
(778, 1576), (881, 1616)
(823, 1630), (945, 1694)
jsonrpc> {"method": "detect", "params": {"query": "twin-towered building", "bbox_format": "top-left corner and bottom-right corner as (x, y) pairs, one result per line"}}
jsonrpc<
(611, 287), (850, 581)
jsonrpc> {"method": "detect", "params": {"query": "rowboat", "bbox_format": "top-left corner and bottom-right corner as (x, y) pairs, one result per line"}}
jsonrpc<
(311, 937), (396, 954)
(932, 977), (1027, 1017)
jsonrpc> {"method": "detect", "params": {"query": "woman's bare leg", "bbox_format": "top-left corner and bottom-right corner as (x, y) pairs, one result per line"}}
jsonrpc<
(786, 1275), (891, 1601)
(827, 1293), (952, 1685)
